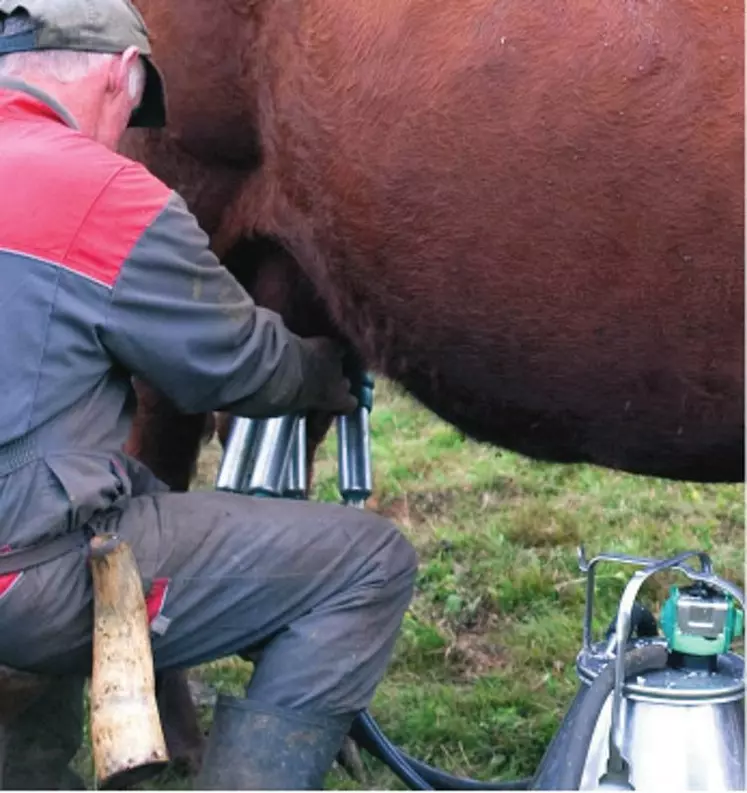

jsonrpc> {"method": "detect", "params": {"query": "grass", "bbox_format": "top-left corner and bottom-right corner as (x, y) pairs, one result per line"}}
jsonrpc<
(74, 380), (744, 789)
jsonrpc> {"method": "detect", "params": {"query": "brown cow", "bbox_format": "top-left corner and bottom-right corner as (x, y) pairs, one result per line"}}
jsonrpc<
(119, 0), (744, 777)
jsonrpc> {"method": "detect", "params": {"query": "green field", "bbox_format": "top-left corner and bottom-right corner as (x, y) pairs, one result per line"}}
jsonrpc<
(74, 380), (745, 789)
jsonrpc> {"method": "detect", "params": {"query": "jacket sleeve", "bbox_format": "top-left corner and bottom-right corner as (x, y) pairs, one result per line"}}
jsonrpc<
(98, 169), (311, 417)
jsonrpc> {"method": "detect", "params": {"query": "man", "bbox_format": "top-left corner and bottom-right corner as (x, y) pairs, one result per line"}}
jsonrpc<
(0, 0), (418, 789)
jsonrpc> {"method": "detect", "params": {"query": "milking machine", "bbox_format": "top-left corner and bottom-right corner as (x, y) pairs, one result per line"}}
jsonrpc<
(215, 368), (745, 791)
(216, 369), (374, 505)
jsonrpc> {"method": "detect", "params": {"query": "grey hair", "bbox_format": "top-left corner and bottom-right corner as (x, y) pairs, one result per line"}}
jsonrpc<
(0, 13), (145, 100)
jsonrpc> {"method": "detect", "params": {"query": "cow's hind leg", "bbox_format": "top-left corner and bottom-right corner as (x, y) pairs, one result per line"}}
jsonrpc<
(125, 379), (212, 492)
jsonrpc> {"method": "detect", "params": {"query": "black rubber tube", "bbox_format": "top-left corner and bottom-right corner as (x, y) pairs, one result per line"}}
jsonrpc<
(351, 711), (531, 790)
(531, 642), (669, 790)
(401, 751), (531, 790)
(352, 710), (433, 789)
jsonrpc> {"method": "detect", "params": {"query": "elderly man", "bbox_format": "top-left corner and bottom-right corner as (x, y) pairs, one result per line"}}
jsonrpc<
(0, 0), (418, 789)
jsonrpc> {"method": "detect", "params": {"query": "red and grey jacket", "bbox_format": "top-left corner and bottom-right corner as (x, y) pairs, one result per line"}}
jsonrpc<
(0, 79), (310, 550)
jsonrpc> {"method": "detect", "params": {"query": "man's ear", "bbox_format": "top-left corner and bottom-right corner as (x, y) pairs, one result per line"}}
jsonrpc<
(108, 45), (142, 102)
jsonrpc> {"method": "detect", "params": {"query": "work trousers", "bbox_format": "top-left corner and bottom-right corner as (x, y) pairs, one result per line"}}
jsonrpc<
(0, 491), (418, 785)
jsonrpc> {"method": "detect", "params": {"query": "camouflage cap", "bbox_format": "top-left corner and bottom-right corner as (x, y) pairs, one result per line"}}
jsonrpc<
(0, 0), (166, 127)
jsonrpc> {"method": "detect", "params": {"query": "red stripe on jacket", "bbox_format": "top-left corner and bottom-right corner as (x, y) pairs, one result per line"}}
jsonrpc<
(146, 577), (171, 624)
(0, 88), (171, 287)
(0, 545), (22, 602)
(64, 163), (172, 287)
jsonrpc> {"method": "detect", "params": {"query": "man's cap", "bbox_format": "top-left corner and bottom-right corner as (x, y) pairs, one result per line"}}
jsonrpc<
(0, 0), (166, 128)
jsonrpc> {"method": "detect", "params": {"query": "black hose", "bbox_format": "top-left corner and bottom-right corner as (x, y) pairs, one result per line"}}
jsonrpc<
(351, 710), (433, 789)
(531, 642), (669, 790)
(605, 603), (659, 642)
(401, 751), (531, 790)
(351, 711), (531, 790)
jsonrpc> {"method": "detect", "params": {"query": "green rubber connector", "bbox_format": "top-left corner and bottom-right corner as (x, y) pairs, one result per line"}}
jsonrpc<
(660, 585), (744, 657)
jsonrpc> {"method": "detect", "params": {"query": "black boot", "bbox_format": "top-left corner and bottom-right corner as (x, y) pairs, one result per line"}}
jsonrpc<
(195, 695), (352, 790)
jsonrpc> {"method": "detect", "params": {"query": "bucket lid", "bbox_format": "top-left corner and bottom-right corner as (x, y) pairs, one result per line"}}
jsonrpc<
(576, 638), (745, 705)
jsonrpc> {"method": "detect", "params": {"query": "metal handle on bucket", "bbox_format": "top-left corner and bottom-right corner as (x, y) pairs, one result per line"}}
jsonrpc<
(577, 547), (722, 653)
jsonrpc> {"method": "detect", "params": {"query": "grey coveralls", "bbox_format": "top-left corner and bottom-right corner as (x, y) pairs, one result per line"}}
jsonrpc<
(0, 79), (417, 785)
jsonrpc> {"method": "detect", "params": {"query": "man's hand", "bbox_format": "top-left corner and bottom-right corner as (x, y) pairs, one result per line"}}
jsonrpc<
(299, 338), (359, 414)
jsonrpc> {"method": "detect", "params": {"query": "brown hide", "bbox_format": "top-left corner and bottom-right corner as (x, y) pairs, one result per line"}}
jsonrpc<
(123, 0), (744, 486)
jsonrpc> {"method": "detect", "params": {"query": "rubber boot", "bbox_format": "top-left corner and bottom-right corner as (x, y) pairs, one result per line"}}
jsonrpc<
(195, 695), (352, 790)
(2, 676), (86, 790)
